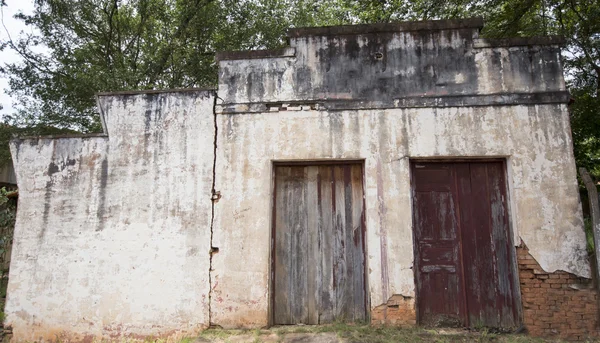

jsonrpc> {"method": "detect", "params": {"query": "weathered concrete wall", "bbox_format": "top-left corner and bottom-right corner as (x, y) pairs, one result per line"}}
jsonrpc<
(217, 19), (567, 113)
(6, 90), (215, 341)
(212, 19), (587, 328)
(211, 104), (587, 327)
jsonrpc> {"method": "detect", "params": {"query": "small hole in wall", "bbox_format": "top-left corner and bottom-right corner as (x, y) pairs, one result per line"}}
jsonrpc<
(374, 52), (384, 60)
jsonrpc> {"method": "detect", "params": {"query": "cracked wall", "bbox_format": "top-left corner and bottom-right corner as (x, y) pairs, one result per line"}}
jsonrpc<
(209, 104), (587, 328)
(4, 18), (591, 341)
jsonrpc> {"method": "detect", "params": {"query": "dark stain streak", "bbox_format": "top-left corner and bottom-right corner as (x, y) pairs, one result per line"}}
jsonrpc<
(95, 157), (109, 232)
(47, 158), (77, 176)
(48, 162), (60, 176)
(41, 179), (53, 238)
(143, 108), (153, 165)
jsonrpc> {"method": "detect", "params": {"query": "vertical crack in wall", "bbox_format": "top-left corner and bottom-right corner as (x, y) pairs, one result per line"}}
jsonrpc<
(208, 90), (220, 327)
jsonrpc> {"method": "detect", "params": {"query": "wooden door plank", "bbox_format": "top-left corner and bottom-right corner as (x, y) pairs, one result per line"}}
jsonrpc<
(318, 165), (334, 323)
(463, 163), (497, 327)
(333, 165), (349, 319)
(350, 164), (366, 321)
(342, 165), (355, 321)
(274, 166), (292, 324)
(486, 162), (518, 328)
(457, 162), (517, 329)
(306, 166), (320, 324)
(289, 166), (309, 324)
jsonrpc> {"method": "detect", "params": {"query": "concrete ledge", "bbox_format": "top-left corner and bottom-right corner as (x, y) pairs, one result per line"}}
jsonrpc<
(473, 36), (566, 48)
(287, 18), (484, 37)
(96, 88), (215, 96)
(216, 47), (296, 61)
(216, 91), (571, 114)
(11, 133), (108, 141)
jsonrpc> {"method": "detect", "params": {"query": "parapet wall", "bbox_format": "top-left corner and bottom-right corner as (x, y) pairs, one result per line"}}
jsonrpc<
(217, 18), (567, 113)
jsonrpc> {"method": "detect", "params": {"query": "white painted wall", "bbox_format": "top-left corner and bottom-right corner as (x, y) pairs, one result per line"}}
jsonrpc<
(6, 91), (215, 341)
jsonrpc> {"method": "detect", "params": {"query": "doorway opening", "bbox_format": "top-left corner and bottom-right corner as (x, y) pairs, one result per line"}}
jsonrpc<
(271, 162), (367, 325)
(411, 160), (520, 329)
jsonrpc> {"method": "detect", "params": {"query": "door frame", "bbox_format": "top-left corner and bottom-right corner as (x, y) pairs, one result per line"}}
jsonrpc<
(268, 159), (369, 325)
(409, 158), (523, 328)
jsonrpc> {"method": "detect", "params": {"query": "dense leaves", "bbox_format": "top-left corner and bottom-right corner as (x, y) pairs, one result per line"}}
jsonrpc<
(0, 0), (599, 176)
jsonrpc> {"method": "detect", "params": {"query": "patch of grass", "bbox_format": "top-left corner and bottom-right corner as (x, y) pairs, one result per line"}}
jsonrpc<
(198, 328), (251, 338)
(194, 324), (600, 343)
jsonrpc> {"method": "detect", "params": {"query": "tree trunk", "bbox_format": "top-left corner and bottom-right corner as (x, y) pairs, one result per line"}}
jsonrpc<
(579, 167), (600, 325)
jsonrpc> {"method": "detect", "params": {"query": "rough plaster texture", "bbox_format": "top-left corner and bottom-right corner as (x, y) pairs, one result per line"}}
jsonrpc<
(218, 24), (566, 112)
(7, 91), (215, 341)
(210, 104), (587, 328)
(5, 19), (589, 340)
(211, 20), (587, 327)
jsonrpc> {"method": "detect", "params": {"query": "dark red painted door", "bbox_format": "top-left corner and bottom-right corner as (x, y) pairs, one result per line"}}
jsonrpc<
(412, 161), (518, 329)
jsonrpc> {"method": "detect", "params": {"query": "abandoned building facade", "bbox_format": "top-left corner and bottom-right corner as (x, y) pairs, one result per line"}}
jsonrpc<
(5, 18), (597, 341)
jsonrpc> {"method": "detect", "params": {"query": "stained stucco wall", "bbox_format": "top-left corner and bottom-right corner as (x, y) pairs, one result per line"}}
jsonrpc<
(211, 19), (587, 327)
(6, 91), (215, 341)
(210, 104), (587, 328)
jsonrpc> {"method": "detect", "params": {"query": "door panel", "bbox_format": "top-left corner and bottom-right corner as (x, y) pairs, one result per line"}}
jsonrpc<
(412, 161), (518, 329)
(273, 164), (366, 324)
(413, 164), (465, 326)
(458, 162), (518, 328)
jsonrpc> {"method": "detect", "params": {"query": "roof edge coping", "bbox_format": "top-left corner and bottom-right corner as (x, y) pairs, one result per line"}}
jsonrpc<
(473, 36), (566, 48)
(96, 88), (216, 96)
(287, 18), (484, 38)
(216, 47), (296, 61)
(11, 132), (108, 142)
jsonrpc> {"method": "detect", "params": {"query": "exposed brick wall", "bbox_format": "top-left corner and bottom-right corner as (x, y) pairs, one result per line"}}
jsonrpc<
(371, 295), (416, 326)
(517, 245), (599, 340)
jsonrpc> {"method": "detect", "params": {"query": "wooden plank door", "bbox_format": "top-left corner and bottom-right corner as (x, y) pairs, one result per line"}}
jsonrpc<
(272, 164), (367, 325)
(456, 162), (518, 328)
(412, 161), (518, 329)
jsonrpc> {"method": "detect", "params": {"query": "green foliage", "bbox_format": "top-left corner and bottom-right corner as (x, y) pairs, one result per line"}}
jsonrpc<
(0, 187), (15, 261)
(584, 217), (595, 255)
(0, 187), (15, 303)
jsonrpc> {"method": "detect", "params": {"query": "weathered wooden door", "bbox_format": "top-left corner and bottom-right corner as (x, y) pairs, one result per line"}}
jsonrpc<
(272, 164), (367, 324)
(412, 161), (518, 329)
